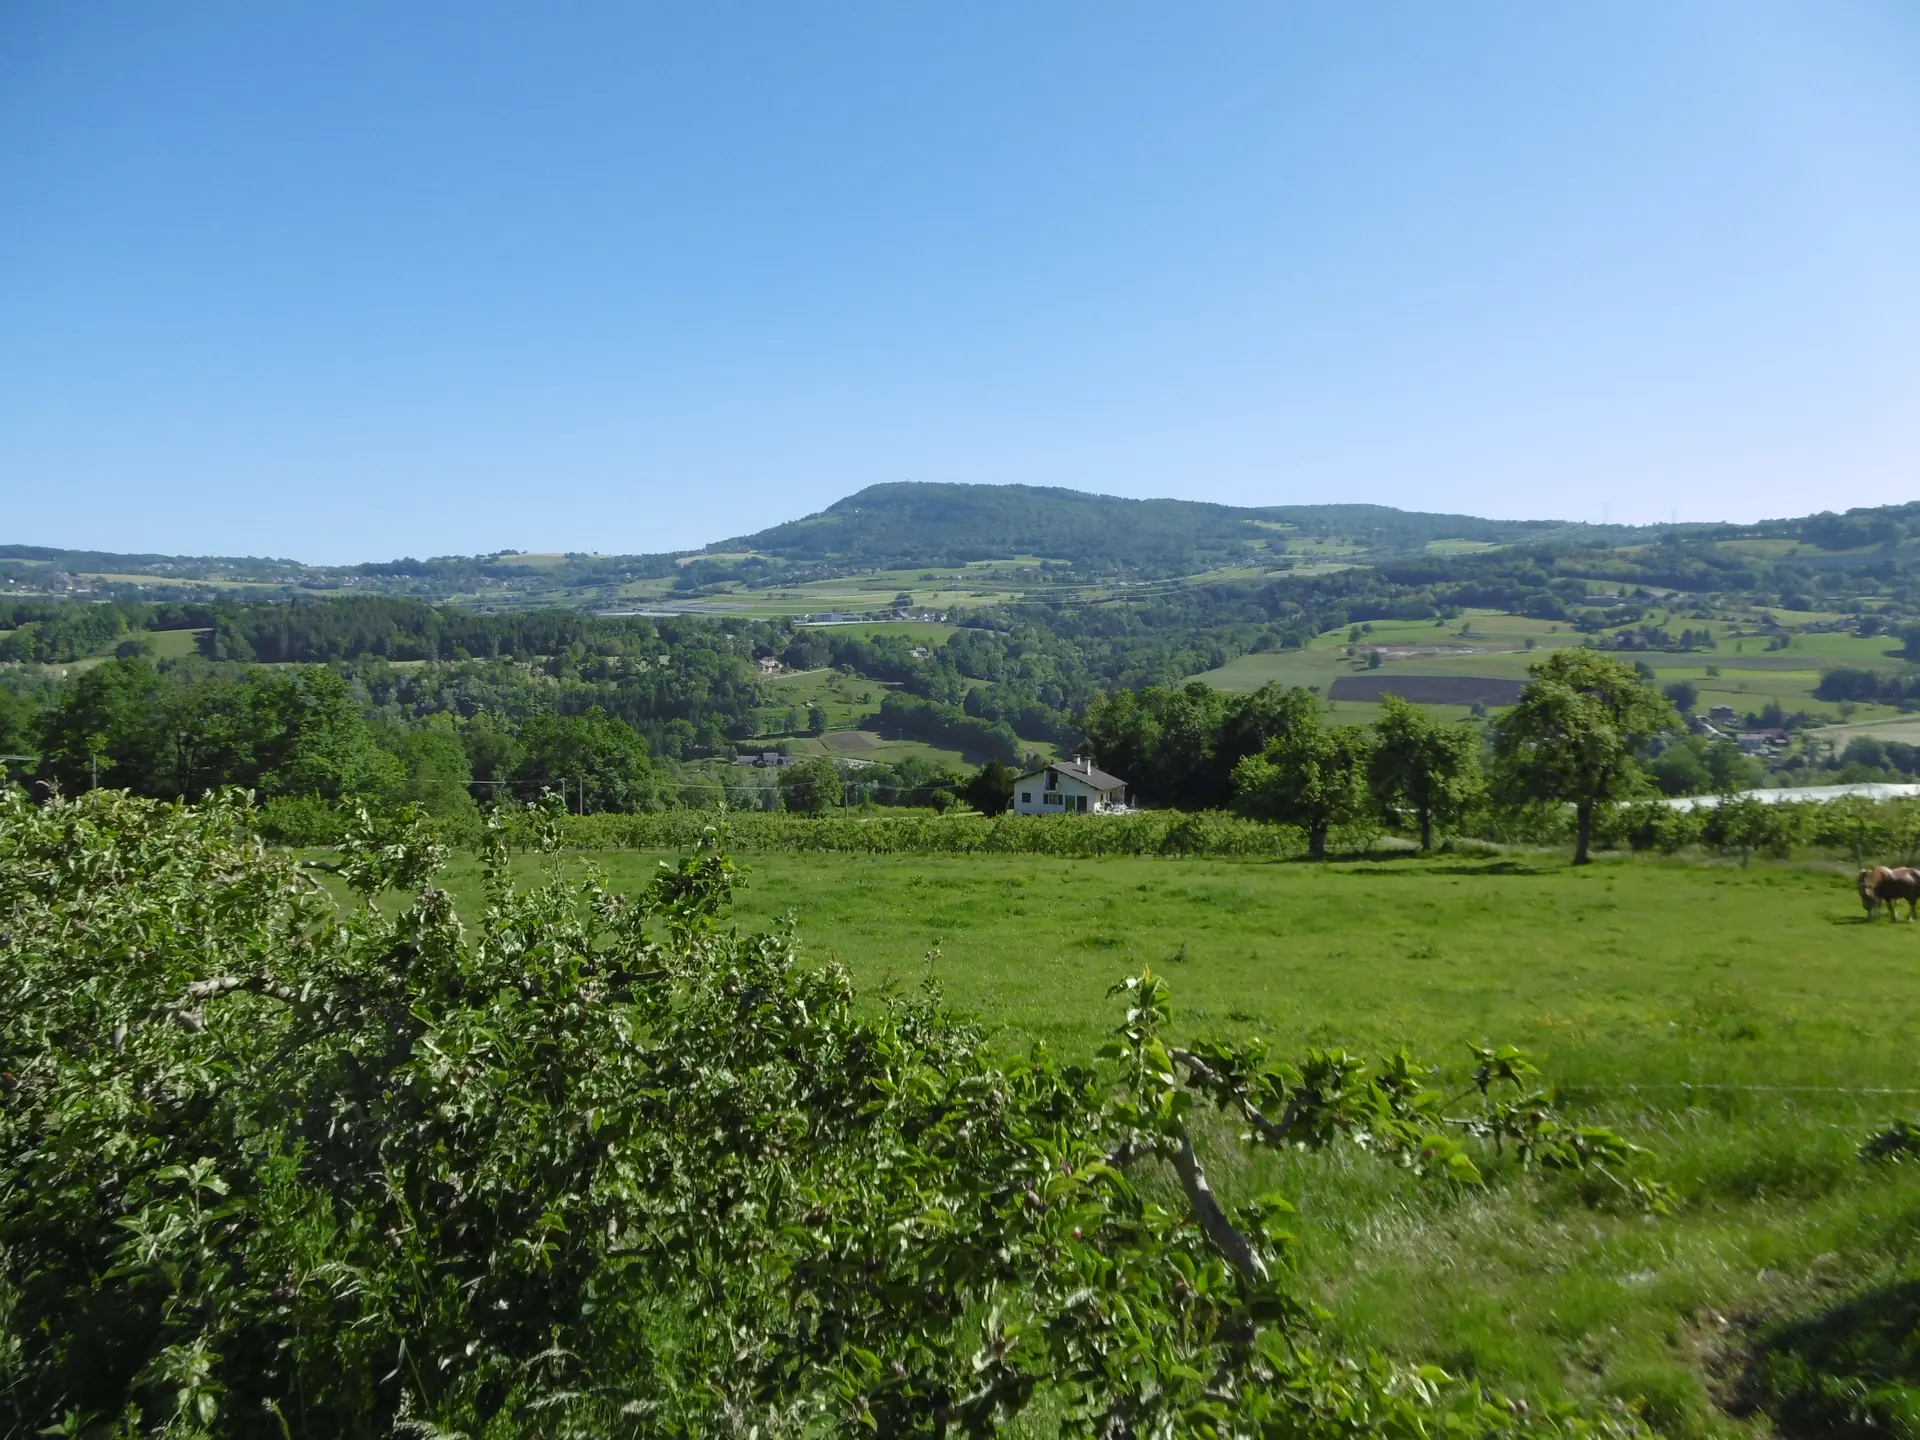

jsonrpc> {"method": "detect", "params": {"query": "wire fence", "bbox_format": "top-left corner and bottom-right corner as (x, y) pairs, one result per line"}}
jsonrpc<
(1558, 1082), (1920, 1097)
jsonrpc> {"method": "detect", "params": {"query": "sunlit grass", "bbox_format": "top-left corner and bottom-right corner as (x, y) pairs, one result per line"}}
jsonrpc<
(388, 845), (1920, 1432)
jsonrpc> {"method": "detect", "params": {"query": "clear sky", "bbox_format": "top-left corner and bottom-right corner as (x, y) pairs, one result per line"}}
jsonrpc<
(3, 3), (1916, 563)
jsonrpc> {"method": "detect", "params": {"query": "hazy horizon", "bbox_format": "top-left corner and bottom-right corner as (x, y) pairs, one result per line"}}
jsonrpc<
(0, 477), (1847, 570)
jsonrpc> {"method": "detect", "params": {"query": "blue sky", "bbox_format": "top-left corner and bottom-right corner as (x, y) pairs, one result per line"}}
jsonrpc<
(3, 3), (1916, 563)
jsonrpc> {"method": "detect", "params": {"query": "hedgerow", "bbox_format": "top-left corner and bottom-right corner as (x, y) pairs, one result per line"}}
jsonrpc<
(255, 790), (1920, 866)
(1593, 795), (1920, 866)
(475, 807), (1317, 859)
(0, 785), (1655, 1437)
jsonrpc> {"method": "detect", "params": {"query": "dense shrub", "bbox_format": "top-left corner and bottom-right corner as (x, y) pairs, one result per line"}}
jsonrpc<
(253, 792), (346, 845)
(488, 807), (1313, 858)
(0, 786), (1653, 1436)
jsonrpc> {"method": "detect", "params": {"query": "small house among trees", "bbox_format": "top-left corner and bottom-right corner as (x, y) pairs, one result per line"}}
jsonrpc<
(1012, 756), (1129, 814)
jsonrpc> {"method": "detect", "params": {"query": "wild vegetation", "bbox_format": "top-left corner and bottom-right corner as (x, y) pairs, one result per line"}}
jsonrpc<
(4, 786), (1669, 1437)
(15, 479), (1920, 812)
(12, 483), (1920, 1434)
(11, 789), (1920, 1436)
(684, 848), (1920, 1438)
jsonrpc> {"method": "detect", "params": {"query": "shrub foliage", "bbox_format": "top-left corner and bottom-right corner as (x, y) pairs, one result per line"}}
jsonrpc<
(0, 787), (1658, 1437)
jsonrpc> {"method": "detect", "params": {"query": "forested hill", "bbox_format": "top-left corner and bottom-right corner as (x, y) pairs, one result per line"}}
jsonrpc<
(11, 485), (1920, 607)
(3, 485), (1574, 598)
(711, 482), (1564, 574)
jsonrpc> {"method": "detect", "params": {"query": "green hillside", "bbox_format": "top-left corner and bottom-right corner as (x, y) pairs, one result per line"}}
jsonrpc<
(709, 481), (1563, 576)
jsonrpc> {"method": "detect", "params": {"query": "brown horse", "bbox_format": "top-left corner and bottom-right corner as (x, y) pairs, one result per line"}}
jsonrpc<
(1858, 866), (1920, 922)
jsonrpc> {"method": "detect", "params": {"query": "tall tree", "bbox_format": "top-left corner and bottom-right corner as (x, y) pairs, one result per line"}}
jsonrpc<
(239, 668), (405, 803)
(512, 707), (664, 814)
(1082, 682), (1230, 809)
(1492, 650), (1677, 865)
(1214, 682), (1320, 791)
(778, 755), (844, 814)
(0, 686), (38, 762)
(1368, 695), (1481, 851)
(960, 759), (1016, 815)
(1230, 702), (1371, 859)
(382, 724), (478, 817)
(32, 657), (171, 795)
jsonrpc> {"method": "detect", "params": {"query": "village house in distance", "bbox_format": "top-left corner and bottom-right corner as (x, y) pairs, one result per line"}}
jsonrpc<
(1011, 755), (1130, 814)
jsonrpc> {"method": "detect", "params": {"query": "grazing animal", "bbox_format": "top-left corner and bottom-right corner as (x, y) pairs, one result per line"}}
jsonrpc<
(1859, 866), (1920, 922)
(1859, 867), (1882, 918)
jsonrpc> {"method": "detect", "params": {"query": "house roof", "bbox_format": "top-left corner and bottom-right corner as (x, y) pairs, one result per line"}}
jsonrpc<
(1015, 757), (1128, 792)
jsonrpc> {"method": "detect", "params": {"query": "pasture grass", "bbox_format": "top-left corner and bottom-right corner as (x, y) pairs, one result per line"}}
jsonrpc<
(408, 846), (1920, 1434)
(1193, 607), (1920, 732)
(145, 626), (207, 660)
(747, 665), (1017, 767)
(756, 666), (884, 732)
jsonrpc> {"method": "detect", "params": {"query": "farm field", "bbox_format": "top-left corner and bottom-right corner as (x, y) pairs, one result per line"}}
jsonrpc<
(797, 619), (958, 643)
(599, 551), (1369, 621)
(1812, 714), (1920, 748)
(610, 560), (1065, 617)
(1193, 612), (1588, 724)
(145, 626), (206, 659)
(412, 846), (1920, 1431)
(754, 666), (885, 733)
(787, 730), (1027, 768)
(752, 659), (1058, 767)
(1193, 607), (1920, 730)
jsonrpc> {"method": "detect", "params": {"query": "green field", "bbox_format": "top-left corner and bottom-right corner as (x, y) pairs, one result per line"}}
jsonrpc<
(147, 626), (207, 659)
(1813, 714), (1920, 748)
(756, 666), (885, 733)
(1193, 608), (1920, 730)
(753, 660), (1055, 767)
(409, 846), (1920, 1432)
(1191, 611), (1587, 724)
(608, 561), (1061, 617)
(797, 619), (959, 642)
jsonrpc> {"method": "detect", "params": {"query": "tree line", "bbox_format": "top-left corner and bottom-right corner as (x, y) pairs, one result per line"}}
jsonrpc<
(22, 657), (668, 821)
(1086, 650), (1680, 864)
(0, 642), (1813, 870)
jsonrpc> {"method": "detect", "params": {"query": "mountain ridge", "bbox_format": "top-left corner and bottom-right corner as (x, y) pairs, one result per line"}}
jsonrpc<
(705, 482), (1574, 575)
(5, 481), (1917, 608)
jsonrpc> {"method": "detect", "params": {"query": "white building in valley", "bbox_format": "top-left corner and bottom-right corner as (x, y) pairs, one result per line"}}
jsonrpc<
(1011, 756), (1130, 815)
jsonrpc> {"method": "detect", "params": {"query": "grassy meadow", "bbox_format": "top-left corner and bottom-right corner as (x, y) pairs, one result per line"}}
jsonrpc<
(748, 661), (1060, 767)
(1193, 606), (1919, 734)
(400, 845), (1920, 1434)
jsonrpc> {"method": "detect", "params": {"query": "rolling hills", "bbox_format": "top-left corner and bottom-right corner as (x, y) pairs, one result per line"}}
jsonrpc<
(0, 483), (1675, 605)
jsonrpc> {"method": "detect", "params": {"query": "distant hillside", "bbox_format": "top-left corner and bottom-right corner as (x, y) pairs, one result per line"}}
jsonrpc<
(711, 482), (1565, 575)
(10, 484), (1920, 608)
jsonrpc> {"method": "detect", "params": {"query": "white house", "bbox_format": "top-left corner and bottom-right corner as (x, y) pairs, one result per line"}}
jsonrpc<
(1011, 756), (1129, 815)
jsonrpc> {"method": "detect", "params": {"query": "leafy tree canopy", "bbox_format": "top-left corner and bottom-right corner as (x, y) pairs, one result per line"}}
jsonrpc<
(779, 754), (844, 814)
(1368, 695), (1482, 851)
(1492, 651), (1678, 864)
(511, 706), (665, 814)
(1230, 697), (1374, 859)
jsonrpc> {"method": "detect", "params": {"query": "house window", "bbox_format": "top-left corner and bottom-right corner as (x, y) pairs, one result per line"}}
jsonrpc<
(1019, 792), (1031, 804)
(1045, 771), (1057, 791)
(1076, 795), (1088, 813)
(1045, 793), (1063, 805)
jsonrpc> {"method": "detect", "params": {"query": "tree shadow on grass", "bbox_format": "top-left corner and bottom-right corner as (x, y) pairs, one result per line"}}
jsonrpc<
(1323, 859), (1550, 878)
(1734, 1280), (1920, 1438)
